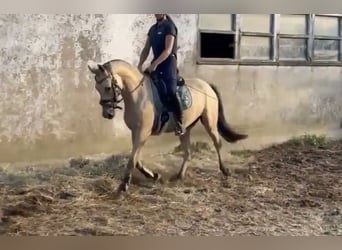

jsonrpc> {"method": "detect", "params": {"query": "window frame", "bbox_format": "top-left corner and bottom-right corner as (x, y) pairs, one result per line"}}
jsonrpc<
(238, 14), (275, 63)
(197, 14), (342, 66)
(197, 14), (237, 63)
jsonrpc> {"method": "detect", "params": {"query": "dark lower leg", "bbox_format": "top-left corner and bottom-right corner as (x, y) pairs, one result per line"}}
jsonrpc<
(117, 158), (133, 192)
(177, 131), (191, 179)
(171, 95), (185, 134)
(117, 132), (148, 193)
(202, 117), (230, 177)
(214, 138), (230, 176)
(163, 78), (185, 135)
(136, 161), (161, 181)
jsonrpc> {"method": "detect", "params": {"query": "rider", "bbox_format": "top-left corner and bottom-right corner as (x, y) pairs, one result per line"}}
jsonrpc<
(138, 14), (185, 136)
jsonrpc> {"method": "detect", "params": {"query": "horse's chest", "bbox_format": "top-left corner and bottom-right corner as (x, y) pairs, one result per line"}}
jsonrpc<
(123, 108), (141, 130)
(123, 102), (154, 131)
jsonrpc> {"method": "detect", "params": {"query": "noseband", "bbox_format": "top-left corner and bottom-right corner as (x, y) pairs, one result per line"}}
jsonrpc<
(95, 68), (123, 110)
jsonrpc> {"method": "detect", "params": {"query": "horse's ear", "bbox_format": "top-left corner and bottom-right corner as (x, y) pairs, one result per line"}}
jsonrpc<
(98, 64), (106, 72)
(88, 64), (99, 74)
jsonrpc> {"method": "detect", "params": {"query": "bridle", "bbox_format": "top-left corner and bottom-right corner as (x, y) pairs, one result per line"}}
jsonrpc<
(94, 66), (123, 111)
(93, 63), (146, 112)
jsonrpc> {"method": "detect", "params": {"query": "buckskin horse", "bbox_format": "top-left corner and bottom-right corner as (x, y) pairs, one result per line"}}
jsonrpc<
(87, 59), (248, 194)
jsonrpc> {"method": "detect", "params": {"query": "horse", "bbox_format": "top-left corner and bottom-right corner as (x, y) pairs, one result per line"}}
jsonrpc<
(87, 59), (248, 194)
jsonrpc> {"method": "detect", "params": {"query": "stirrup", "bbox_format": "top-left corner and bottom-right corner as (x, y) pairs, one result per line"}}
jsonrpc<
(175, 123), (185, 136)
(175, 129), (185, 136)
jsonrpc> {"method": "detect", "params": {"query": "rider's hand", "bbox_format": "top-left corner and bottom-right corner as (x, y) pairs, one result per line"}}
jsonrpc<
(138, 63), (143, 72)
(147, 63), (157, 73)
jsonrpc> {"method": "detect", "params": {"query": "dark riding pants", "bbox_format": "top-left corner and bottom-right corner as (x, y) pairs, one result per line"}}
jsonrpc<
(154, 55), (182, 119)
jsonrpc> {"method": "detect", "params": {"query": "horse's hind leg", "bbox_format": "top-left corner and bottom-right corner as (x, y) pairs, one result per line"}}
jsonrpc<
(201, 114), (231, 177)
(178, 130), (192, 179)
(170, 129), (192, 181)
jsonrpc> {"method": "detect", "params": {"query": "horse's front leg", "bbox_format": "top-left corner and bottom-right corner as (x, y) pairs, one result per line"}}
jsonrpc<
(136, 160), (162, 182)
(117, 129), (149, 193)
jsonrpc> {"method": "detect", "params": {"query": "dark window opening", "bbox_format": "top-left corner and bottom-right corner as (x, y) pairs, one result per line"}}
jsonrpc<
(200, 32), (235, 59)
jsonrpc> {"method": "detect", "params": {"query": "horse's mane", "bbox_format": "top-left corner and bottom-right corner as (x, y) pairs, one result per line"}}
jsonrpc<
(102, 59), (137, 74)
(104, 59), (130, 67)
(103, 59), (151, 76)
(101, 59), (154, 83)
(102, 59), (178, 80)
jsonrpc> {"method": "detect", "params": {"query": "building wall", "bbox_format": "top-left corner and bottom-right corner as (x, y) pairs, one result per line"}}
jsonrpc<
(193, 14), (342, 132)
(0, 14), (341, 162)
(194, 65), (342, 129)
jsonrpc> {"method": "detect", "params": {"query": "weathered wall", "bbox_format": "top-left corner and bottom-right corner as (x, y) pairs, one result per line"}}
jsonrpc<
(194, 65), (342, 133)
(0, 14), (197, 162)
(1, 14), (341, 162)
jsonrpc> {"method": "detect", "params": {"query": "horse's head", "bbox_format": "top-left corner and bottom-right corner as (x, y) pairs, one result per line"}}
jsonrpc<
(88, 63), (123, 119)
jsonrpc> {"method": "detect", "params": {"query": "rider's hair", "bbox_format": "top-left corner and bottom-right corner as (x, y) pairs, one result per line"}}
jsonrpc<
(165, 14), (178, 34)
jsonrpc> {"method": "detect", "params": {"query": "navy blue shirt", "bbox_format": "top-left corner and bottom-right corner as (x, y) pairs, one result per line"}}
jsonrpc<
(148, 19), (178, 78)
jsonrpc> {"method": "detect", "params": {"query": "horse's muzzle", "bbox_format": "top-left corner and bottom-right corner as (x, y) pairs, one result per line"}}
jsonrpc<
(100, 99), (122, 119)
(100, 101), (115, 119)
(102, 107), (115, 119)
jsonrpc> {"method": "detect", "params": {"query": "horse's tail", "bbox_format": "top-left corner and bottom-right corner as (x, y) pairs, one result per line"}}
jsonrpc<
(209, 83), (248, 143)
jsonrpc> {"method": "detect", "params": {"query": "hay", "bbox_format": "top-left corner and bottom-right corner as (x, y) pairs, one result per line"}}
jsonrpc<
(0, 138), (342, 235)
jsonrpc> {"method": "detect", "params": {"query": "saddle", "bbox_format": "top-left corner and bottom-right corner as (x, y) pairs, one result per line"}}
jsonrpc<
(144, 70), (192, 135)
(146, 70), (185, 108)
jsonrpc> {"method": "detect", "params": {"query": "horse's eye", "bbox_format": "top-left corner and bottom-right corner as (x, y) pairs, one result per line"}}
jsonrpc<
(105, 87), (111, 92)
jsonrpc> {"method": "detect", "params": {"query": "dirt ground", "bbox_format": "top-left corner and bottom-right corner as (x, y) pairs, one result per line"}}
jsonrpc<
(0, 135), (342, 236)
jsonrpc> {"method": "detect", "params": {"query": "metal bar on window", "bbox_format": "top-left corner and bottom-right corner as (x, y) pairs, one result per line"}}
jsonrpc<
(315, 14), (342, 17)
(196, 15), (201, 63)
(197, 57), (342, 66)
(238, 59), (276, 64)
(198, 58), (236, 63)
(196, 29), (201, 62)
(240, 32), (273, 37)
(278, 34), (310, 39)
(312, 35), (342, 40)
(235, 14), (241, 60)
(279, 34), (341, 40)
(231, 14), (235, 31)
(339, 17), (342, 61)
(279, 61), (342, 66)
(272, 14), (279, 61)
(198, 29), (236, 35)
(307, 14), (314, 62)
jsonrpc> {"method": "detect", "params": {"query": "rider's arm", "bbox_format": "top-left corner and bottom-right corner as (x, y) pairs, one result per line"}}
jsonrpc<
(151, 35), (174, 67)
(138, 36), (151, 68)
(151, 22), (176, 67)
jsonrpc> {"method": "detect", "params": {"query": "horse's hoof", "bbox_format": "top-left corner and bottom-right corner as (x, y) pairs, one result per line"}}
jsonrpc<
(153, 173), (164, 184)
(113, 190), (123, 200)
(220, 167), (231, 177)
(169, 173), (183, 183)
(117, 182), (129, 193)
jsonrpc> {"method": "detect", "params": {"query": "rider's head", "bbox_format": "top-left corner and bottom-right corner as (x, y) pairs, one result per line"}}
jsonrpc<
(154, 14), (166, 22)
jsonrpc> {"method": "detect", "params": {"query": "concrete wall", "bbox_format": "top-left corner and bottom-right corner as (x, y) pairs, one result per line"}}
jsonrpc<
(0, 14), (197, 162)
(1, 14), (341, 162)
(194, 65), (342, 131)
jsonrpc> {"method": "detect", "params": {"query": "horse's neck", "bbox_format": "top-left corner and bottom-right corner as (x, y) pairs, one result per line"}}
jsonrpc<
(110, 62), (145, 111)
(114, 63), (143, 93)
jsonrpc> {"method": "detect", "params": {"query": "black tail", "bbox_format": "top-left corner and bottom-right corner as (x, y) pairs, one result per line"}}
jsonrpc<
(209, 83), (248, 143)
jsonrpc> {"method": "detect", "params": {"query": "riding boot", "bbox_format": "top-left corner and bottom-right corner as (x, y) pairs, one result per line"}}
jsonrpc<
(171, 95), (186, 136)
